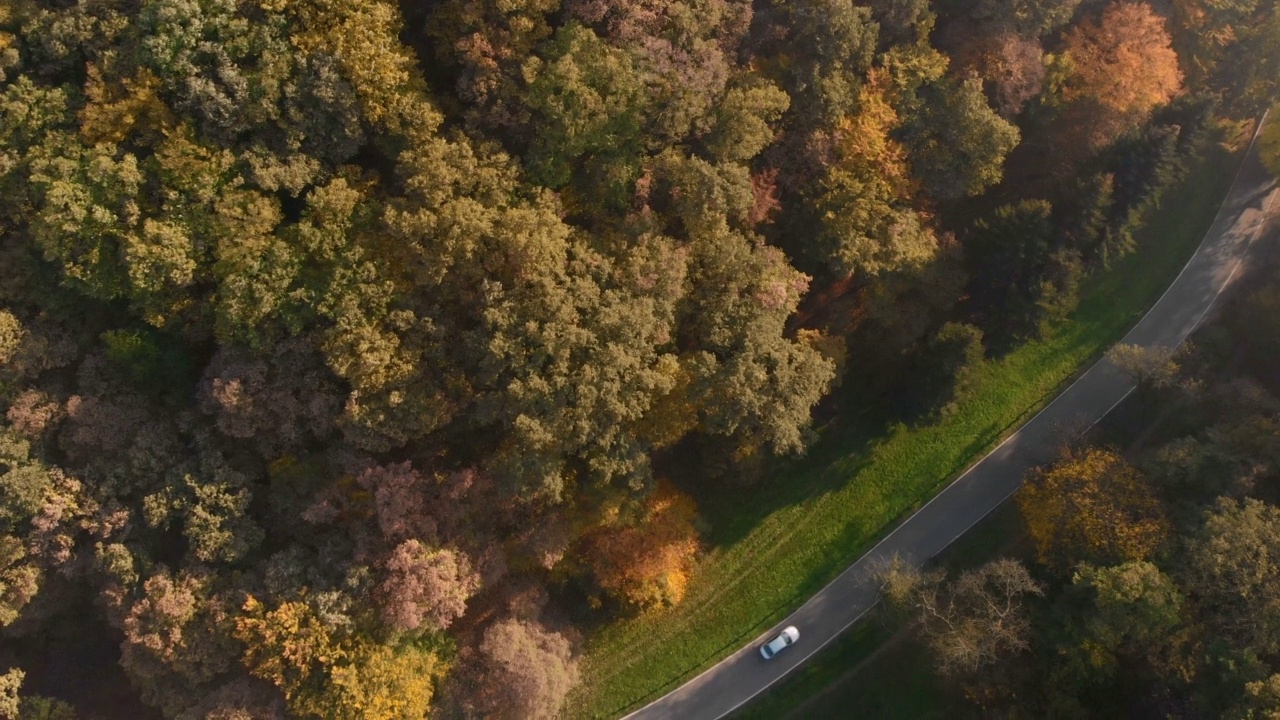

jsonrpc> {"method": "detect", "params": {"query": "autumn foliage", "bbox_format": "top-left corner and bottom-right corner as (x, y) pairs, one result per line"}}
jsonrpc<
(586, 481), (701, 610)
(378, 540), (481, 633)
(0, 0), (1267, 713)
(461, 618), (581, 720)
(234, 595), (444, 720)
(1018, 447), (1170, 567)
(1057, 2), (1184, 149)
(913, 264), (1280, 716)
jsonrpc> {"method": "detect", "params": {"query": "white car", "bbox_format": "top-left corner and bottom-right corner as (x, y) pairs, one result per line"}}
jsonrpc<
(759, 626), (799, 659)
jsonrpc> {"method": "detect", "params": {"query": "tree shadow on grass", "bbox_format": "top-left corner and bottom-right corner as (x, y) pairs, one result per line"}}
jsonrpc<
(787, 414), (1014, 600)
(680, 356), (1013, 556)
(682, 400), (890, 551)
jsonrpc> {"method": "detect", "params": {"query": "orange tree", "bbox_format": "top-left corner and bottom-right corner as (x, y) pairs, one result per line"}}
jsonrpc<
(585, 480), (701, 610)
(1053, 1), (1183, 152)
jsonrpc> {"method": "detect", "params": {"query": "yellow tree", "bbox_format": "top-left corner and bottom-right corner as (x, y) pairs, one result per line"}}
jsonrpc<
(272, 0), (443, 140)
(234, 596), (444, 720)
(0, 536), (39, 627)
(78, 66), (174, 145)
(811, 71), (939, 277)
(1018, 447), (1170, 567)
(0, 311), (21, 367)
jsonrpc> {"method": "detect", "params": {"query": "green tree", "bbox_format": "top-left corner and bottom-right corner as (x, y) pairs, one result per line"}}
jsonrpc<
(522, 23), (646, 192)
(807, 77), (939, 277)
(1238, 674), (1280, 719)
(702, 78), (790, 164)
(141, 128), (284, 334)
(784, 0), (880, 124)
(16, 695), (78, 720)
(865, 0), (931, 40)
(426, 0), (559, 134)
(133, 0), (360, 176)
(1228, 8), (1280, 114)
(0, 429), (52, 531)
(1058, 561), (1184, 679)
(965, 200), (1058, 335)
(971, 0), (1082, 36)
(143, 469), (263, 565)
(679, 221), (835, 455)
(918, 321), (985, 411)
(1260, 111), (1280, 177)
(1182, 498), (1280, 653)
(1065, 172), (1122, 264)
(25, 136), (142, 304)
(902, 76), (1020, 202)
(274, 174), (443, 453)
(1232, 283), (1280, 377)
(1170, 0), (1260, 89)
(0, 78), (76, 173)
(602, 0), (742, 149)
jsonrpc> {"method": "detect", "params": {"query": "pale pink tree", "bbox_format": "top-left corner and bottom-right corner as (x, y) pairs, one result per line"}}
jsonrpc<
(466, 618), (581, 720)
(120, 569), (239, 717)
(5, 390), (65, 440)
(199, 339), (342, 456)
(378, 540), (481, 632)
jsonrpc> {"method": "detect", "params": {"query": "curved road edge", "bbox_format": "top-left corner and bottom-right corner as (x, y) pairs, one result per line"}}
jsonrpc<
(622, 113), (1280, 720)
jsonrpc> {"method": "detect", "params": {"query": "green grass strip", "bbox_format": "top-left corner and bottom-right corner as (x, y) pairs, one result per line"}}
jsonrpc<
(567, 135), (1243, 720)
(736, 501), (1029, 720)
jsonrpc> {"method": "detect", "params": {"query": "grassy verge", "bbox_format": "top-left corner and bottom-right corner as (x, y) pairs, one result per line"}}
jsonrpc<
(567, 128), (1245, 720)
(734, 502), (1029, 720)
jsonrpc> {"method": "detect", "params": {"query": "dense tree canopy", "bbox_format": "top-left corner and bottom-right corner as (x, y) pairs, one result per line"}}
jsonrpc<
(0, 0), (1267, 714)
(970, 0), (1083, 36)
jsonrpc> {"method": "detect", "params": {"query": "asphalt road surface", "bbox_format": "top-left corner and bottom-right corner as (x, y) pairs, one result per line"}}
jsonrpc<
(623, 118), (1280, 720)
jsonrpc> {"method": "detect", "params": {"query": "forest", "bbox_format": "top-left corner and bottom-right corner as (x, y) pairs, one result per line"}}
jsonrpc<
(867, 205), (1280, 719)
(0, 0), (1277, 718)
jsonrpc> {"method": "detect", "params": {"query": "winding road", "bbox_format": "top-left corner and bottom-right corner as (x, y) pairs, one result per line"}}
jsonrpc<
(622, 116), (1280, 720)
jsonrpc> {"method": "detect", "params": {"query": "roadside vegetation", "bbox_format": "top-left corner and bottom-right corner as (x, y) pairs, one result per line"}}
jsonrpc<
(1, 0), (1278, 717)
(739, 151), (1280, 720)
(578, 119), (1247, 718)
(735, 503), (1025, 720)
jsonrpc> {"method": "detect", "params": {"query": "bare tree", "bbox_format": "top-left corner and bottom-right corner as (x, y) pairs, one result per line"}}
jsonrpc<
(874, 557), (1043, 677)
(1107, 343), (1180, 390)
